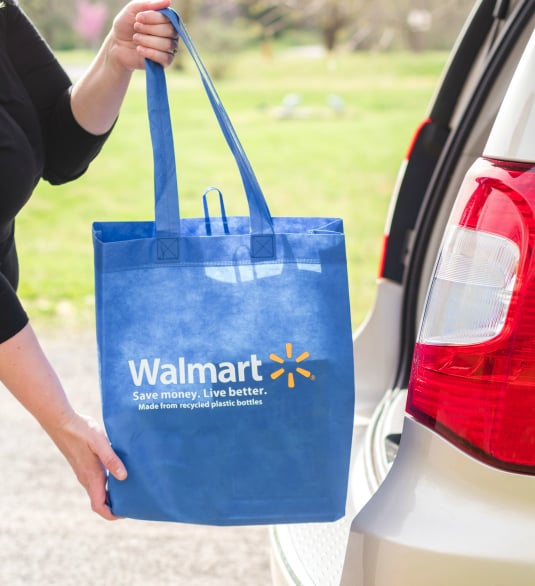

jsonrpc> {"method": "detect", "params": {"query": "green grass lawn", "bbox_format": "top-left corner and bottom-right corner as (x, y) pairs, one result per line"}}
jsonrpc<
(16, 49), (448, 330)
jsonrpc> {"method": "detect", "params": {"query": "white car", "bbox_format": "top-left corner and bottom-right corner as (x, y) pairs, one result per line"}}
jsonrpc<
(271, 1), (535, 584)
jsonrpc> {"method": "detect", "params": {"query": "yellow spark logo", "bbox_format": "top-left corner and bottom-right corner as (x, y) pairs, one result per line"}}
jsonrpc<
(269, 343), (314, 389)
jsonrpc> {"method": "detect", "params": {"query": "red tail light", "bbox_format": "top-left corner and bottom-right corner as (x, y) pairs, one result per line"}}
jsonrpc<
(407, 157), (535, 473)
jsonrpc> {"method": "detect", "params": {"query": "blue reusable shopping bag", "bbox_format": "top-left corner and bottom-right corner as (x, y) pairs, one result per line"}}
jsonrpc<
(93, 8), (354, 525)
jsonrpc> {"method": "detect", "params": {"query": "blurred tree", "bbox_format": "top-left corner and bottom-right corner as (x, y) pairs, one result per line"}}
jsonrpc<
(20, 0), (75, 48)
(234, 0), (473, 51)
(19, 0), (475, 52)
(298, 0), (363, 51)
(174, 0), (194, 20)
(73, 0), (108, 49)
(348, 0), (474, 51)
(236, 0), (298, 56)
(21, 0), (125, 48)
(173, 0), (250, 76)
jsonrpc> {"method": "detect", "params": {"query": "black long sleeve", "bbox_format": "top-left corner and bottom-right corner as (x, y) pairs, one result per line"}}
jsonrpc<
(0, 0), (112, 342)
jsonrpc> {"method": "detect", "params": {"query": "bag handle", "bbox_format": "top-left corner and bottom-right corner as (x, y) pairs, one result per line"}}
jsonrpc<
(146, 8), (275, 258)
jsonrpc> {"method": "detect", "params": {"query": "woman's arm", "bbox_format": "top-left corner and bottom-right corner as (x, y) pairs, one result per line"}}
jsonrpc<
(0, 324), (127, 520)
(70, 0), (177, 135)
(0, 2), (180, 519)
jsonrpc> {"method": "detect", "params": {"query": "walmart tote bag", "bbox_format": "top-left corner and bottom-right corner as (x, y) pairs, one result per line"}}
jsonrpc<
(93, 8), (354, 525)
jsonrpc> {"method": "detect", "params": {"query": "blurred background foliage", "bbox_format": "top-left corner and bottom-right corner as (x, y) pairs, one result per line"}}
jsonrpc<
(15, 0), (476, 328)
(20, 0), (474, 54)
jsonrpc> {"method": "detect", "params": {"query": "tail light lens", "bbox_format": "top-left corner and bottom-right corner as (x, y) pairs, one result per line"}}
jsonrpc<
(407, 157), (535, 473)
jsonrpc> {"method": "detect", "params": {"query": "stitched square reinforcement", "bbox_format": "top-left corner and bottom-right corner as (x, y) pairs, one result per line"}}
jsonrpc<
(157, 238), (179, 260)
(251, 235), (275, 259)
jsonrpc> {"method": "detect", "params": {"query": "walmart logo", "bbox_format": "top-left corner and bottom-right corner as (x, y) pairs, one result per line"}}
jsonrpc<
(269, 343), (315, 389)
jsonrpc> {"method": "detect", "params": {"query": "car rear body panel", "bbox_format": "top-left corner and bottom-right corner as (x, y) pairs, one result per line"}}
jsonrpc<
(341, 418), (535, 586)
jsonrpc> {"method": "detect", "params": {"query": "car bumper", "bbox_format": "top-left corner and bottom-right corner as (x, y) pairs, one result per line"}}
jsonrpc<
(340, 417), (535, 586)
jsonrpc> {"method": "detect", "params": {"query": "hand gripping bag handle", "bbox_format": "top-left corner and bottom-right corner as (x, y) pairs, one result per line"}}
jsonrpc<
(146, 8), (275, 257)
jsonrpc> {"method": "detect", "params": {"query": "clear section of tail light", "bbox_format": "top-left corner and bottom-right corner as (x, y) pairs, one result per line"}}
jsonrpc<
(407, 157), (535, 472)
(419, 226), (519, 345)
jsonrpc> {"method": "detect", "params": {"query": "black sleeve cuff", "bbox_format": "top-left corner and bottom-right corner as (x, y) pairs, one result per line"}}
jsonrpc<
(43, 87), (115, 185)
(0, 272), (29, 344)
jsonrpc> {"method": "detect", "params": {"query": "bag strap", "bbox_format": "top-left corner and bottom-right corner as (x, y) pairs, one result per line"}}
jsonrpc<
(146, 8), (275, 258)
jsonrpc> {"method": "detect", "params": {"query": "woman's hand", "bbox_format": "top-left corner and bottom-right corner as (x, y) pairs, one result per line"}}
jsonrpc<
(70, 0), (179, 134)
(109, 0), (179, 71)
(48, 412), (127, 521)
(0, 324), (127, 520)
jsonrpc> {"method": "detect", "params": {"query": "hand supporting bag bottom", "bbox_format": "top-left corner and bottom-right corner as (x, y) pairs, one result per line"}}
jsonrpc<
(93, 8), (355, 526)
